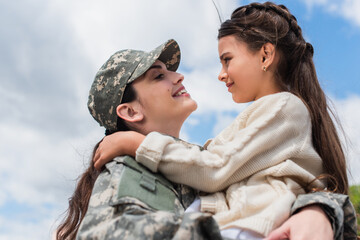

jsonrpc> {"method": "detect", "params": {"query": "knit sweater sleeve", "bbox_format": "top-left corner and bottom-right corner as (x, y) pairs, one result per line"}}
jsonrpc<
(136, 93), (316, 192)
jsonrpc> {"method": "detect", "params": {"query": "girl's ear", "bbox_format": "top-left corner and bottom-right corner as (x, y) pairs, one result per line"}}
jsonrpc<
(261, 42), (276, 69)
(116, 102), (144, 123)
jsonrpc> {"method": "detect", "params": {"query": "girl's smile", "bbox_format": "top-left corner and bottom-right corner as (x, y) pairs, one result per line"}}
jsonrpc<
(225, 81), (234, 92)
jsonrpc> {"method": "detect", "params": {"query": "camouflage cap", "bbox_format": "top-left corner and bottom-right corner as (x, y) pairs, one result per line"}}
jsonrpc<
(88, 39), (181, 131)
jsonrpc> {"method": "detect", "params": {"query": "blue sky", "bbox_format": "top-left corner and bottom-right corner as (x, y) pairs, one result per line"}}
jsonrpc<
(0, 0), (359, 239)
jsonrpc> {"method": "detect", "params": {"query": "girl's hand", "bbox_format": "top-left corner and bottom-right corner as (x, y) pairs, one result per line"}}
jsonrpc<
(93, 131), (145, 170)
(265, 205), (333, 240)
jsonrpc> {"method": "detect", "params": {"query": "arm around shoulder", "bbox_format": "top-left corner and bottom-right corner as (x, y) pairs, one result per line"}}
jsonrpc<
(135, 93), (316, 192)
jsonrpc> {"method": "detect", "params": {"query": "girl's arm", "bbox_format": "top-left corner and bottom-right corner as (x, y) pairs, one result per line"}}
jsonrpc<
(95, 94), (320, 192)
(136, 94), (321, 192)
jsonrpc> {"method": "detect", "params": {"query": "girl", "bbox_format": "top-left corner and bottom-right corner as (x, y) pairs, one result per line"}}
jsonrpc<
(94, 2), (354, 239)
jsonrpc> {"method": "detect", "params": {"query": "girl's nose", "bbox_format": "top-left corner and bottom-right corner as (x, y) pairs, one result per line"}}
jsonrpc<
(218, 70), (228, 82)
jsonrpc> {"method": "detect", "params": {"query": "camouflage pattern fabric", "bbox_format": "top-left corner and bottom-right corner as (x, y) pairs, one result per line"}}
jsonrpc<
(76, 156), (222, 240)
(292, 192), (358, 240)
(87, 39), (180, 132)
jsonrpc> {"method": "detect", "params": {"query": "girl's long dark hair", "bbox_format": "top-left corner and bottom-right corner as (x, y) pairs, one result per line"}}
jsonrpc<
(56, 83), (137, 239)
(218, 2), (348, 194)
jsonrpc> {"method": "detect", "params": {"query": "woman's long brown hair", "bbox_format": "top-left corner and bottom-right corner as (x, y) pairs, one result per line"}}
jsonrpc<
(56, 143), (100, 240)
(56, 83), (137, 239)
(218, 2), (348, 194)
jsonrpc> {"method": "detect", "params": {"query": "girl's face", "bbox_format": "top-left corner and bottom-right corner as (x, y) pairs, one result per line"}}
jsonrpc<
(132, 60), (197, 134)
(218, 35), (271, 103)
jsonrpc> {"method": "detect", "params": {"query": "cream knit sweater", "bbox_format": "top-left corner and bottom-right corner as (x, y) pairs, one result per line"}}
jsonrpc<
(136, 92), (324, 236)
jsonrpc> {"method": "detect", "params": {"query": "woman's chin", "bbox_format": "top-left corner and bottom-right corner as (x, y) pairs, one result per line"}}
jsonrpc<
(187, 100), (198, 113)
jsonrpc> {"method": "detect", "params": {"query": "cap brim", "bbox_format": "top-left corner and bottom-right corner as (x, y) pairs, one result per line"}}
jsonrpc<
(127, 39), (181, 83)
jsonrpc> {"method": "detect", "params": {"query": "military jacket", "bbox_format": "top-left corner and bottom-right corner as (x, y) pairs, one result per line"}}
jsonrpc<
(76, 156), (223, 240)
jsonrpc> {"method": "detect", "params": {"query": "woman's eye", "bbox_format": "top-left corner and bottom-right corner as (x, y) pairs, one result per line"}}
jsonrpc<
(224, 57), (231, 64)
(155, 74), (165, 80)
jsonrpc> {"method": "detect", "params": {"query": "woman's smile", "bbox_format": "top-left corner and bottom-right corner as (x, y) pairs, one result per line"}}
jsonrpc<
(172, 86), (190, 98)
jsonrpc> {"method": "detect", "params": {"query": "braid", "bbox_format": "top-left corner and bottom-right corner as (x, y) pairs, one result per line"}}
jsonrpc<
(232, 3), (298, 33)
(268, 4), (302, 37)
(225, 2), (311, 58)
(218, 2), (348, 194)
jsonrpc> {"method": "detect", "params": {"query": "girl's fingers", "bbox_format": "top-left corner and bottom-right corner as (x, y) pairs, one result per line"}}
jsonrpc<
(94, 148), (100, 163)
(94, 159), (102, 171)
(264, 224), (289, 240)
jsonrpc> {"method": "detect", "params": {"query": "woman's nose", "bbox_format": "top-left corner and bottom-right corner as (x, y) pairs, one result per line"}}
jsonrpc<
(173, 72), (184, 84)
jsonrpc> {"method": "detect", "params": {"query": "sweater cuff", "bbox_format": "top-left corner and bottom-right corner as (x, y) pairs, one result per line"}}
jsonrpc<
(135, 132), (174, 172)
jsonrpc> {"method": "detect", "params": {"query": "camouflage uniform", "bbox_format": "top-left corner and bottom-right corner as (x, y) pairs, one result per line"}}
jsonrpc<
(82, 39), (358, 239)
(76, 156), (223, 240)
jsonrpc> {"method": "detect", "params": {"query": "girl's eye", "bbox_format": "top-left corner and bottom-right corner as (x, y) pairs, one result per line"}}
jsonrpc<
(155, 74), (165, 80)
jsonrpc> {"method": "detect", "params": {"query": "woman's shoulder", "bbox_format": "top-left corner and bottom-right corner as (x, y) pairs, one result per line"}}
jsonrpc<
(91, 156), (130, 196)
(105, 155), (133, 172)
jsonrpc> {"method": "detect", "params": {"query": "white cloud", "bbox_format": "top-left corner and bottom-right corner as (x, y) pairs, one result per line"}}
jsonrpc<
(330, 95), (360, 184)
(185, 66), (236, 112)
(47, 0), (238, 72)
(0, 120), (104, 206)
(0, 210), (60, 240)
(341, 0), (360, 27)
(0, 120), (104, 239)
(303, 0), (360, 27)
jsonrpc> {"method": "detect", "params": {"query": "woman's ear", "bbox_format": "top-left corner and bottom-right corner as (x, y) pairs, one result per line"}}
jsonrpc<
(261, 42), (276, 69)
(116, 102), (144, 123)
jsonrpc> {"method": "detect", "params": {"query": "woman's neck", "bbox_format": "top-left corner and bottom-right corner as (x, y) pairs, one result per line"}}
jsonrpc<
(140, 122), (182, 138)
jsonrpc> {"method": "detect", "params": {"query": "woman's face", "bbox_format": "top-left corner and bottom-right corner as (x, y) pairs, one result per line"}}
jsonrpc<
(132, 60), (197, 134)
(218, 35), (266, 103)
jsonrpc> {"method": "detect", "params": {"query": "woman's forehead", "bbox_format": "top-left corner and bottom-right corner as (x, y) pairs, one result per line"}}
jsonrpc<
(151, 59), (165, 67)
(145, 60), (166, 74)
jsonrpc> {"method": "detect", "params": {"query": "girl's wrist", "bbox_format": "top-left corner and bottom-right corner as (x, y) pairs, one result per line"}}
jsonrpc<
(127, 131), (145, 156)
